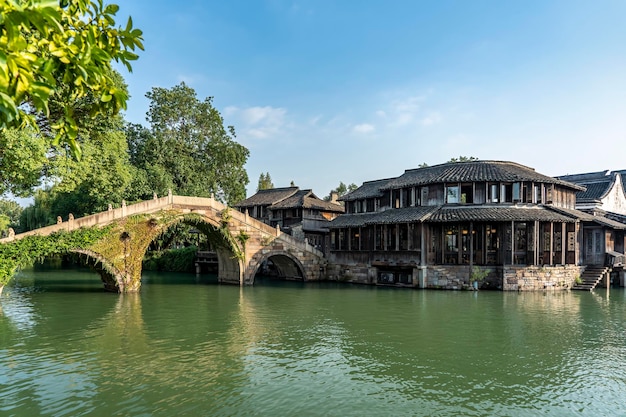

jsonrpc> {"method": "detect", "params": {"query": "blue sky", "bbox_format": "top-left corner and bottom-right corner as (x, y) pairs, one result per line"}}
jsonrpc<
(118, 0), (626, 198)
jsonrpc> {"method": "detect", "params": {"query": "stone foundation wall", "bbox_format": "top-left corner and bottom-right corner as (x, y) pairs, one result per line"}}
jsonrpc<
(326, 262), (373, 284)
(501, 265), (583, 291)
(326, 261), (584, 291)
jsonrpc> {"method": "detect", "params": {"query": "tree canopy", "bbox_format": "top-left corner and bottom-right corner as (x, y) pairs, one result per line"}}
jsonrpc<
(257, 172), (274, 191)
(126, 83), (250, 205)
(325, 181), (357, 201)
(0, 0), (143, 157)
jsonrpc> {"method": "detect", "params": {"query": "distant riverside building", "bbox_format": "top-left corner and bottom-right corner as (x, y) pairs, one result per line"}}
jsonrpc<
(556, 170), (626, 222)
(328, 160), (626, 290)
(235, 187), (344, 252)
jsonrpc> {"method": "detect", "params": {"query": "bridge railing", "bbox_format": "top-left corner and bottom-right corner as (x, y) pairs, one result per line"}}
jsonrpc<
(1, 194), (323, 260)
(0, 195), (176, 243)
(276, 232), (324, 257)
(0, 194), (281, 243)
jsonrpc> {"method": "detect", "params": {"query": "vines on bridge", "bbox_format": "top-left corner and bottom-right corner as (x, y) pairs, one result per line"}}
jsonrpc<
(0, 226), (112, 288)
(0, 209), (250, 294)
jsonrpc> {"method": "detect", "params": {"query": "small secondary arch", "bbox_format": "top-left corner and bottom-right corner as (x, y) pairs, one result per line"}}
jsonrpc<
(248, 250), (307, 285)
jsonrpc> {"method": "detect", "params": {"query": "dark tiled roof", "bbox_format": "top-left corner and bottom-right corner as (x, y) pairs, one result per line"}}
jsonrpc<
(427, 205), (576, 223)
(573, 181), (611, 202)
(331, 204), (587, 228)
(271, 190), (344, 213)
(381, 160), (585, 191)
(235, 187), (299, 207)
(556, 171), (609, 183)
(330, 206), (438, 228)
(557, 170), (626, 203)
(606, 211), (626, 225)
(340, 178), (395, 202)
(547, 206), (626, 229)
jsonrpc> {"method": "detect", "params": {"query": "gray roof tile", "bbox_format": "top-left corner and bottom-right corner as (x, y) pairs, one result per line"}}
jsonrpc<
(235, 187), (299, 207)
(382, 160), (585, 191)
(270, 190), (344, 213)
(331, 204), (587, 228)
(330, 206), (438, 228)
(546, 206), (626, 229)
(428, 205), (576, 223)
(340, 178), (394, 202)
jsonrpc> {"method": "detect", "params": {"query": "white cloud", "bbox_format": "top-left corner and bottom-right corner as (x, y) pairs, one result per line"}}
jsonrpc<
(390, 95), (426, 126)
(353, 123), (375, 133)
(420, 112), (442, 126)
(224, 105), (288, 140)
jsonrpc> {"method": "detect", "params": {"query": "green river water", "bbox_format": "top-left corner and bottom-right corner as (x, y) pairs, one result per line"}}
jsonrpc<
(1, 266), (625, 416)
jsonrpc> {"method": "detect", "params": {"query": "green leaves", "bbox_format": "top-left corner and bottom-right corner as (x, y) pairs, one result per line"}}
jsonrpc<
(0, 0), (144, 158)
(127, 83), (250, 206)
(0, 225), (112, 286)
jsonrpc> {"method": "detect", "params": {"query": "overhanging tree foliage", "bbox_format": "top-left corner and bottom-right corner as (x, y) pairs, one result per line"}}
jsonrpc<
(126, 83), (250, 205)
(0, 0), (143, 157)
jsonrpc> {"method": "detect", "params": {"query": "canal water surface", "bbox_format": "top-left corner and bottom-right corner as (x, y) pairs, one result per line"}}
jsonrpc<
(1, 267), (625, 416)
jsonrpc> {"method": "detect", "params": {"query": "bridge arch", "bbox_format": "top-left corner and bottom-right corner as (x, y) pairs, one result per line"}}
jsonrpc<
(246, 250), (308, 285)
(129, 213), (245, 289)
(71, 249), (126, 292)
(0, 195), (326, 294)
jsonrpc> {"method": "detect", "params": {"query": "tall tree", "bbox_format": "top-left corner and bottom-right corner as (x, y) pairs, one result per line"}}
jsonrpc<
(0, 198), (22, 235)
(0, 127), (49, 196)
(0, 0), (143, 158)
(257, 172), (274, 191)
(127, 83), (249, 205)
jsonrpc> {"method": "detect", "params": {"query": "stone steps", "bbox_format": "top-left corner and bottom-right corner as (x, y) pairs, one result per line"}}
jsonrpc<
(571, 266), (609, 291)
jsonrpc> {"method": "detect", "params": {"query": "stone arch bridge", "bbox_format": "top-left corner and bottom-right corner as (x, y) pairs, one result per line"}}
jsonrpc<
(0, 194), (326, 293)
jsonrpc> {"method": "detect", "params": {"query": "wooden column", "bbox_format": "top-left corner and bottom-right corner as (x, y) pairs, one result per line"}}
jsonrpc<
(420, 223), (426, 266)
(395, 224), (400, 251)
(511, 221), (515, 265)
(469, 222), (474, 269)
(534, 221), (539, 265)
(561, 223), (566, 265)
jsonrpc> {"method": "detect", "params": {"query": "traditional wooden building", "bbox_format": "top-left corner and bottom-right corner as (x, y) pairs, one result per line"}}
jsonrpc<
(328, 160), (626, 290)
(556, 170), (626, 221)
(235, 187), (344, 251)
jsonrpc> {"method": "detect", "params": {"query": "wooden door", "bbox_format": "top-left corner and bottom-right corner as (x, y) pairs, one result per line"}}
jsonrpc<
(584, 228), (604, 265)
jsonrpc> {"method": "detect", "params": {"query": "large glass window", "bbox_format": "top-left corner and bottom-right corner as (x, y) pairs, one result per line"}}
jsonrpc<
(512, 183), (521, 202)
(446, 185), (459, 204)
(488, 183), (499, 203)
(534, 185), (542, 204)
(502, 184), (513, 203)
